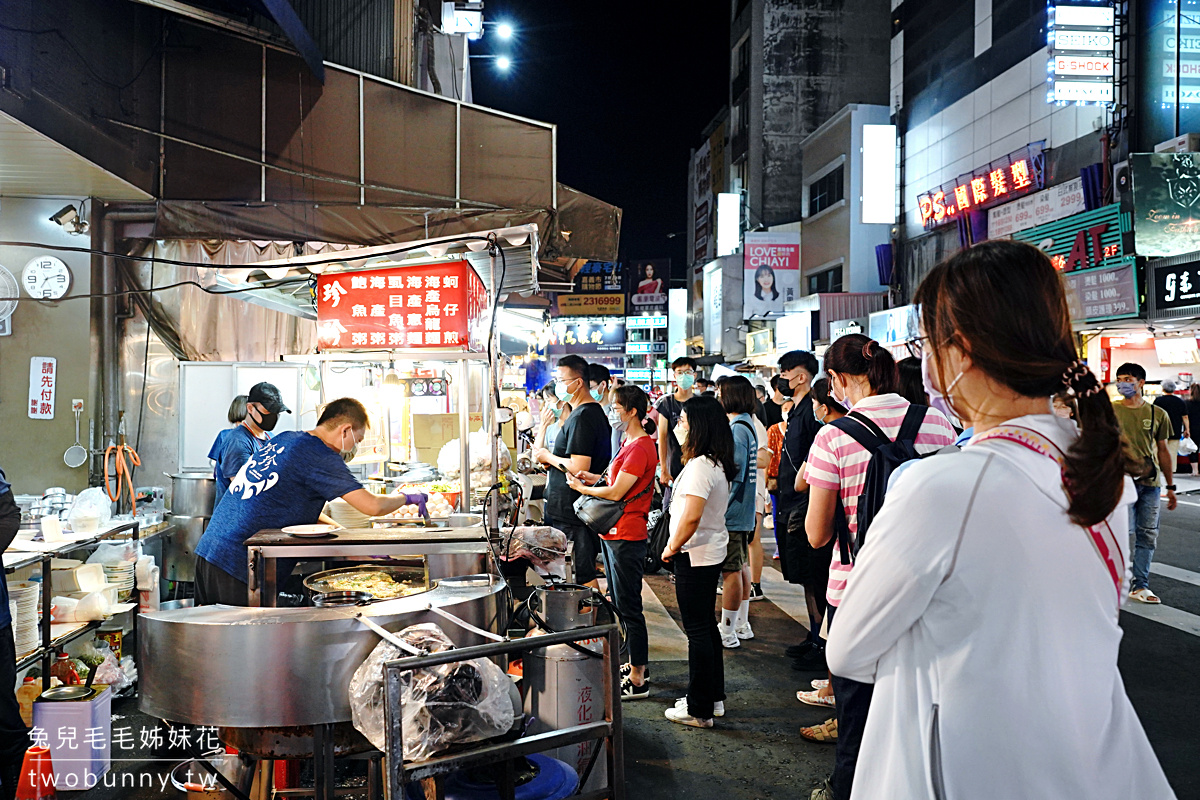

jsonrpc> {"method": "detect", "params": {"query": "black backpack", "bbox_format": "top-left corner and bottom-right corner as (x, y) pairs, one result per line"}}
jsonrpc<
(828, 405), (928, 565)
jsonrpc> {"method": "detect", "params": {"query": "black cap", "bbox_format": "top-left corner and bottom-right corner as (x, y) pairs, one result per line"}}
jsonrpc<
(248, 382), (290, 414)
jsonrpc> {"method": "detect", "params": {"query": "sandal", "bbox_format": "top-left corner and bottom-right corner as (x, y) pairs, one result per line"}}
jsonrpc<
(796, 689), (836, 708)
(799, 717), (838, 743)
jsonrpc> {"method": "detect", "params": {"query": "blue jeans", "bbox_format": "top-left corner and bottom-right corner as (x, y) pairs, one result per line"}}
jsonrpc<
(600, 538), (648, 667)
(1129, 483), (1161, 591)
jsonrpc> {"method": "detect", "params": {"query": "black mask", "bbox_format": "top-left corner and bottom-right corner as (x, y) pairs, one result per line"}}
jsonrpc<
(257, 410), (280, 432)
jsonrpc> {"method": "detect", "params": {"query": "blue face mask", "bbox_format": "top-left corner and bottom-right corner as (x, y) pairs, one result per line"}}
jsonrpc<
(676, 373), (696, 391)
(1116, 381), (1138, 398)
(590, 387), (604, 402)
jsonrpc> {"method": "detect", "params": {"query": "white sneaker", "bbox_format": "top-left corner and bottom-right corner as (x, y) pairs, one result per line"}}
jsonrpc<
(665, 706), (713, 728)
(735, 621), (754, 640)
(720, 627), (741, 649)
(674, 696), (724, 717)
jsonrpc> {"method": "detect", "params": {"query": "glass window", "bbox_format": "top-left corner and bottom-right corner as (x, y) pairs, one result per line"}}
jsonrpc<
(807, 165), (845, 217)
(807, 267), (843, 294)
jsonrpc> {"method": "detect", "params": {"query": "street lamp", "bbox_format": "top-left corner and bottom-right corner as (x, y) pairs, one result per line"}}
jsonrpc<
(496, 56), (511, 71)
(496, 22), (514, 39)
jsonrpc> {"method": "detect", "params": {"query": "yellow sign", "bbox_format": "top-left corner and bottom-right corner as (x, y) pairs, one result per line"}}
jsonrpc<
(555, 293), (626, 316)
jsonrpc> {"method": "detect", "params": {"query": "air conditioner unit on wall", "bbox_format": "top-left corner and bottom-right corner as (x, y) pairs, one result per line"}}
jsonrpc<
(1112, 160), (1130, 203)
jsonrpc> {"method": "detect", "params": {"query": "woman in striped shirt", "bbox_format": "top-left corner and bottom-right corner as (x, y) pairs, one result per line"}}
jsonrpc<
(803, 334), (955, 800)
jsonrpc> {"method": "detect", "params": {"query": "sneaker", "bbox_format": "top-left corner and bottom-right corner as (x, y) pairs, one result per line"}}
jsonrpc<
(811, 678), (829, 690)
(620, 663), (650, 684)
(810, 779), (834, 800)
(674, 697), (724, 717)
(735, 620), (754, 640)
(786, 641), (814, 658)
(665, 706), (713, 728)
(720, 627), (741, 649)
(791, 647), (827, 671)
(748, 583), (765, 601)
(1130, 587), (1162, 604)
(621, 675), (650, 701)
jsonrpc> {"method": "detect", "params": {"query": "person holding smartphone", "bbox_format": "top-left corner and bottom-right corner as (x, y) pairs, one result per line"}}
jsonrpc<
(533, 355), (612, 588)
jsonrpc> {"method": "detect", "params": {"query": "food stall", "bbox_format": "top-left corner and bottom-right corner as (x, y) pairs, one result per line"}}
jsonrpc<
(135, 227), (559, 798)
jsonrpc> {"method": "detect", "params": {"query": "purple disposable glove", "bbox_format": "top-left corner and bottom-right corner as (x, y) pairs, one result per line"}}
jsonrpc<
(403, 492), (429, 518)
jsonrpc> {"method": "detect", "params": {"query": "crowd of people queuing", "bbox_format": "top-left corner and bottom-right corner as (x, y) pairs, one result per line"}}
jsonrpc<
(531, 240), (1176, 799)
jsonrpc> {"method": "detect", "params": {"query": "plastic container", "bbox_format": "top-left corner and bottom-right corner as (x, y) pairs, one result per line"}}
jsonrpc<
(50, 653), (80, 686)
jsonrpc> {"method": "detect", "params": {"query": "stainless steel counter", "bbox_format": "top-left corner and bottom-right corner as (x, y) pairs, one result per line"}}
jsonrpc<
(245, 526), (496, 606)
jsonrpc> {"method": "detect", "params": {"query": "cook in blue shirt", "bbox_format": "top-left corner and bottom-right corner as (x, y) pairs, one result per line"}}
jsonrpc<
(193, 398), (413, 605)
(207, 395), (248, 497)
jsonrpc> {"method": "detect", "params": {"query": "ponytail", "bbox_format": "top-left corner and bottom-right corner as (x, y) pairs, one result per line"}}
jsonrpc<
(1060, 362), (1133, 527)
(825, 333), (899, 395)
(914, 240), (1129, 528)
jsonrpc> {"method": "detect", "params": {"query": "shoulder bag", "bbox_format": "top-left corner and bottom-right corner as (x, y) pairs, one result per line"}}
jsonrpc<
(573, 458), (656, 536)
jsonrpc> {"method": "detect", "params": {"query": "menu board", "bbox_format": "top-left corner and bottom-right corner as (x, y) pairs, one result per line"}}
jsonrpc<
(315, 260), (486, 350)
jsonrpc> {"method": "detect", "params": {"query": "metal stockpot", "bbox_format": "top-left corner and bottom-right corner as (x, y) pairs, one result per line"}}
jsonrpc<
(164, 515), (207, 583)
(170, 473), (216, 517)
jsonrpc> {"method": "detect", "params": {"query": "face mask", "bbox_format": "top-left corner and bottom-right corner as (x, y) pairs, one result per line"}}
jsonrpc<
(829, 376), (850, 409)
(551, 404), (563, 420)
(340, 429), (359, 463)
(1116, 381), (1138, 398)
(673, 422), (689, 447)
(257, 411), (280, 432)
(921, 351), (963, 419)
(590, 387), (604, 402)
(554, 378), (574, 401)
(814, 406), (825, 424)
(676, 373), (696, 391)
(608, 406), (628, 432)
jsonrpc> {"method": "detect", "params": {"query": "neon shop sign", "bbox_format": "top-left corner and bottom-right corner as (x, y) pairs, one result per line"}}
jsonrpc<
(917, 143), (1046, 230)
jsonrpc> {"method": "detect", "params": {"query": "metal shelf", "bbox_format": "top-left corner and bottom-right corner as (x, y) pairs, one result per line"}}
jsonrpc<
(5, 521), (141, 686)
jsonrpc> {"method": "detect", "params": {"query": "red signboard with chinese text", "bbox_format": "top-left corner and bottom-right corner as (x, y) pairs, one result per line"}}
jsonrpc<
(316, 260), (486, 350)
(917, 143), (1045, 230)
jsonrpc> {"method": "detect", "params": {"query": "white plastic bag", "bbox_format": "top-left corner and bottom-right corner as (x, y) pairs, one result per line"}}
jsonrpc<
(1180, 437), (1198, 456)
(67, 488), (113, 535)
(86, 541), (139, 567)
(348, 623), (514, 760)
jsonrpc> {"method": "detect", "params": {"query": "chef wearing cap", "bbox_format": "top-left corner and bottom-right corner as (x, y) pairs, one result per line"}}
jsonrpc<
(215, 382), (290, 507)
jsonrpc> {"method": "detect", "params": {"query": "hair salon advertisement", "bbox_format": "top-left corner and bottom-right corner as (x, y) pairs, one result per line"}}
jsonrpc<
(743, 232), (799, 319)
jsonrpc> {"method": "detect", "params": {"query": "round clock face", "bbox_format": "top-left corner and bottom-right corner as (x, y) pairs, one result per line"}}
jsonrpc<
(22, 256), (71, 300)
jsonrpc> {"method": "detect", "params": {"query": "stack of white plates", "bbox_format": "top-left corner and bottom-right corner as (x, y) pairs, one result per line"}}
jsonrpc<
(8, 581), (41, 656)
(103, 561), (137, 602)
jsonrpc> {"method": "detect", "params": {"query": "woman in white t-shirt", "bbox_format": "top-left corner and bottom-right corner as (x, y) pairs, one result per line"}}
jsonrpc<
(660, 395), (735, 729)
(826, 242), (1174, 800)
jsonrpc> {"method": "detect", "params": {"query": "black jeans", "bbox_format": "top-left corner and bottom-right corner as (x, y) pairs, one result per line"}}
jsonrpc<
(826, 604), (875, 800)
(672, 551), (725, 719)
(195, 557), (250, 606)
(549, 516), (601, 584)
(0, 622), (29, 800)
(600, 538), (648, 667)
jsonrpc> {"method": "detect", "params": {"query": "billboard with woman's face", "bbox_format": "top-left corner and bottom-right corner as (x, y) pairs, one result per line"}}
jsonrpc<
(743, 232), (800, 319)
(628, 259), (669, 314)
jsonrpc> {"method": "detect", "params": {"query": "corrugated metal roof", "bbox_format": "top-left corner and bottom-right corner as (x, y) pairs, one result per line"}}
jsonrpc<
(813, 293), (888, 342)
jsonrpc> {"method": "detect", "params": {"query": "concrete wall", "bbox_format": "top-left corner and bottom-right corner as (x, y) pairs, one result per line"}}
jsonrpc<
(0, 197), (96, 494)
(758, 0), (891, 226)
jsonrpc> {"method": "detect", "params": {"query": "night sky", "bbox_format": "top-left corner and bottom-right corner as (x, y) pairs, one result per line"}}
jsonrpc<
(472, 1), (730, 283)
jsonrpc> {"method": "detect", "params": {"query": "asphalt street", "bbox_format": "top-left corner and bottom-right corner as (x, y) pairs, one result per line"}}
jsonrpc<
(59, 489), (1200, 799)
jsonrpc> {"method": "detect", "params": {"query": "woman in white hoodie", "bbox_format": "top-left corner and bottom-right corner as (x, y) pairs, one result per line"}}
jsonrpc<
(825, 240), (1175, 799)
